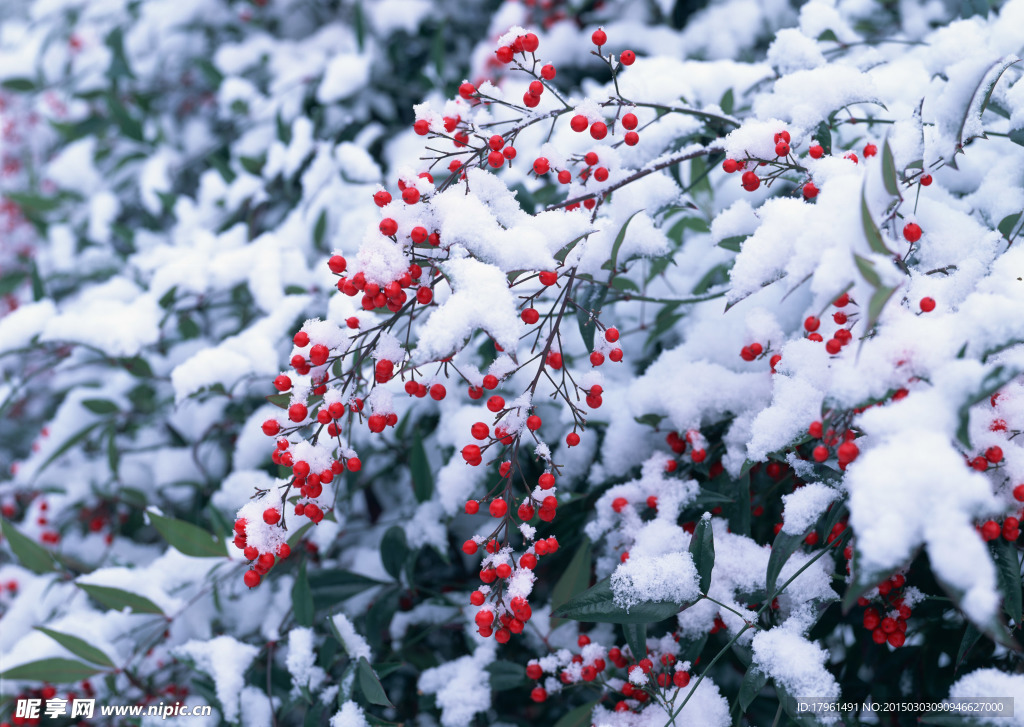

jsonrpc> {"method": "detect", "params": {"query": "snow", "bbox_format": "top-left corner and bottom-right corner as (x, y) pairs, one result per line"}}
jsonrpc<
(781, 483), (838, 535)
(173, 636), (259, 724)
(418, 642), (497, 727)
(331, 614), (372, 662)
(612, 551), (700, 610)
(947, 669), (1024, 727)
(330, 701), (370, 727)
(752, 626), (841, 724)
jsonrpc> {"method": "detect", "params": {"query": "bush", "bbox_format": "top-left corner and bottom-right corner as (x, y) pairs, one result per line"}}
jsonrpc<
(2, 0), (1024, 725)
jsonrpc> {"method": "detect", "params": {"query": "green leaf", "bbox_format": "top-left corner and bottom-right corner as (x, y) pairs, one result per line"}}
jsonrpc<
(554, 234), (587, 264)
(310, 570), (384, 606)
(552, 700), (599, 727)
(550, 538), (592, 627)
(766, 528), (810, 596)
(1, 78), (36, 92)
(689, 516), (715, 594)
(719, 88), (734, 115)
(78, 583), (164, 615)
(814, 121), (832, 154)
(30, 260), (46, 301)
(36, 627), (115, 667)
(998, 213), (1021, 240)
(409, 431), (433, 503)
(881, 138), (900, 198)
(956, 56), (1020, 146)
(380, 526), (409, 581)
(0, 658), (103, 683)
(266, 393), (290, 409)
(0, 271), (26, 296)
(357, 657), (394, 708)
(575, 282), (609, 352)
(1010, 128), (1024, 148)
(486, 660), (530, 692)
(817, 29), (839, 41)
(622, 622), (647, 663)
(609, 209), (644, 273)
(860, 187), (892, 255)
(737, 666), (768, 712)
(716, 235), (746, 252)
(82, 399), (119, 415)
(292, 561), (314, 627)
(990, 537), (1022, 626)
(633, 413), (664, 429)
(1, 518), (58, 574)
(105, 27), (134, 79)
(610, 276), (640, 293)
(551, 576), (693, 624)
(119, 356), (153, 378)
(313, 209), (328, 251)
(105, 91), (144, 143)
(956, 621), (983, 672)
(864, 284), (899, 336)
(147, 511), (224, 558)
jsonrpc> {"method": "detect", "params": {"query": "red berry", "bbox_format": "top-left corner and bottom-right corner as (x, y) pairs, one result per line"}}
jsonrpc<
(458, 82), (476, 99)
(919, 297), (935, 312)
(465, 500), (480, 515)
(809, 144), (824, 159)
(609, 348), (623, 362)
(243, 570), (261, 588)
(813, 445), (829, 462)
(530, 687), (547, 703)
(624, 131), (639, 146)
(413, 119), (430, 135)
(490, 499), (508, 518)
(834, 293), (850, 307)
(533, 157), (550, 175)
(612, 497), (628, 513)
(293, 331), (310, 347)
(263, 508), (280, 525)
(527, 415), (542, 431)
(741, 170), (760, 191)
(723, 159), (739, 173)
(620, 49), (636, 65)
(622, 113), (638, 131)
(809, 421), (823, 438)
(803, 182), (818, 199)
(539, 270), (558, 286)
(380, 218), (398, 236)
(590, 351), (605, 366)
(488, 150), (504, 168)
(863, 143), (877, 157)
(463, 539), (478, 555)
(1013, 484), (1024, 502)
(487, 395), (505, 412)
(373, 190), (392, 207)
(982, 520), (1001, 541)
(986, 446), (1003, 463)
(288, 403), (307, 422)
(775, 141), (790, 157)
(328, 255), (347, 274)
(903, 222), (922, 242)
(590, 121), (608, 140)
(541, 64), (556, 80)
(804, 316), (820, 332)
(920, 174), (932, 186)
(591, 28), (607, 46)
(570, 114), (588, 132)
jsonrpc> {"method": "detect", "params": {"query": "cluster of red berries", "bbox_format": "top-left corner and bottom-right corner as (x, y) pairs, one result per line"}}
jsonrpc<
(234, 517), (292, 588)
(665, 430), (708, 463)
(804, 292), (856, 355)
(807, 420), (860, 469)
(856, 573), (912, 648)
(978, 515), (1020, 542)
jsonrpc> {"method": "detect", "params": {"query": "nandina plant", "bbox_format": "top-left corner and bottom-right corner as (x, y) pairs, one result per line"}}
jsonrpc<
(2, 0), (1024, 726)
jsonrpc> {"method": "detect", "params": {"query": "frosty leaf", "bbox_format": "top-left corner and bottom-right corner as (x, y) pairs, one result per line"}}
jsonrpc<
(381, 526), (409, 580)
(622, 622), (646, 664)
(550, 539), (592, 628)
(82, 398), (119, 414)
(860, 188), (892, 255)
(312, 209), (328, 250)
(292, 561), (314, 627)
(147, 511), (224, 558)
(552, 700), (601, 727)
(814, 121), (832, 154)
(36, 627), (115, 667)
(552, 576), (692, 624)
(716, 235), (746, 252)
(1011, 128), (1024, 148)
(634, 413), (665, 429)
(998, 213), (1021, 241)
(720, 88), (735, 115)
(989, 538), (1022, 626)
(956, 56), (1020, 147)
(78, 583), (164, 615)
(737, 666), (768, 712)
(486, 660), (529, 691)
(1, 518), (59, 574)
(956, 622), (983, 671)
(881, 138), (901, 198)
(357, 657), (394, 708)
(689, 516), (715, 594)
(409, 430), (433, 503)
(864, 284), (899, 337)
(575, 282), (608, 352)
(1, 78), (36, 92)
(766, 528), (812, 596)
(606, 209), (644, 273)
(0, 658), (103, 683)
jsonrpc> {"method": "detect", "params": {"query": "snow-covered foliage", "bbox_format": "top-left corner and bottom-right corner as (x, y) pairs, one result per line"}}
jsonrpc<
(2, 0), (1024, 725)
